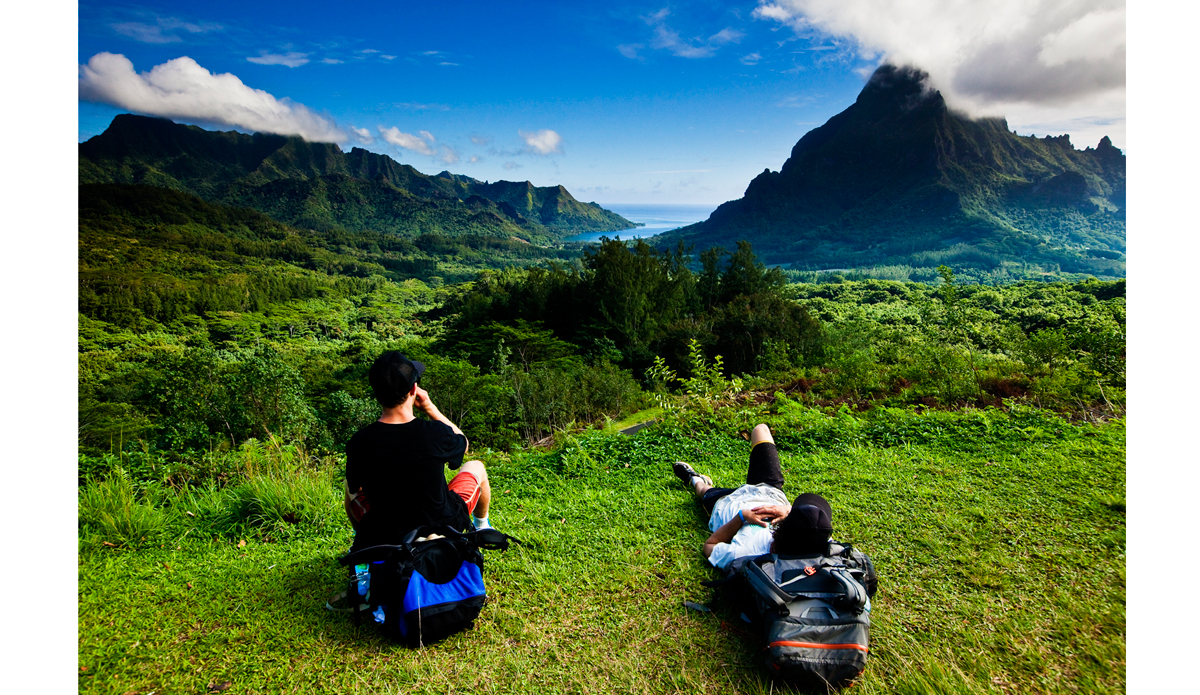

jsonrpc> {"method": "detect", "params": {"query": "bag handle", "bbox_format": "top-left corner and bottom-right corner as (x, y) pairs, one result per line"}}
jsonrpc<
(826, 566), (868, 612)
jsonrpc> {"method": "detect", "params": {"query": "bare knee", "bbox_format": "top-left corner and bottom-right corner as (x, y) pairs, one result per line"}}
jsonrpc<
(460, 459), (487, 483)
(750, 423), (774, 447)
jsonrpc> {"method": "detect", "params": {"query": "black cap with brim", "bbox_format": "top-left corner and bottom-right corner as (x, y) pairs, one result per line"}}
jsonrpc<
(783, 492), (833, 532)
(369, 351), (427, 405)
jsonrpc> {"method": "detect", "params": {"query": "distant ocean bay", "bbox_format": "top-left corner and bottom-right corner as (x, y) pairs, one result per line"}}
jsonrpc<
(564, 203), (718, 243)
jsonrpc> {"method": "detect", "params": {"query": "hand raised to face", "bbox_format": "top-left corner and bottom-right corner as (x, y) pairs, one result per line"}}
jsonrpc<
(744, 504), (790, 527)
(412, 385), (433, 411)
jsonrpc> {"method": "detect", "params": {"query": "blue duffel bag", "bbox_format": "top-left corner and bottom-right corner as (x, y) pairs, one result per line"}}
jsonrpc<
(338, 525), (517, 647)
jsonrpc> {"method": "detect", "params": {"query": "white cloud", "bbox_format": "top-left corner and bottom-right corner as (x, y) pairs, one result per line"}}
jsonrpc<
(640, 9), (744, 59)
(470, 135), (491, 146)
(1038, 7), (1125, 67)
(741, 52), (762, 65)
(381, 55), (397, 60)
(503, 161), (522, 170)
(78, 52), (346, 142)
(247, 51), (310, 68)
(419, 130), (436, 142)
(618, 43), (643, 59)
(395, 102), (450, 111)
(440, 62), (459, 66)
(110, 17), (222, 44)
(751, 0), (1125, 109)
(359, 49), (380, 54)
(709, 28), (744, 45)
(651, 25), (743, 58)
(439, 147), (460, 165)
(519, 129), (563, 155)
(644, 8), (671, 24)
(468, 155), (483, 163)
(378, 126), (435, 156)
(351, 126), (373, 143)
(321, 58), (344, 65)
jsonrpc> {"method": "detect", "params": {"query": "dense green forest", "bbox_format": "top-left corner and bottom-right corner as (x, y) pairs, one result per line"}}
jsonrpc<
(79, 181), (1124, 473)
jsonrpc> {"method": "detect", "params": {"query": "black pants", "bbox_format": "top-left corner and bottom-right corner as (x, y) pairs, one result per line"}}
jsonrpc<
(699, 442), (784, 516)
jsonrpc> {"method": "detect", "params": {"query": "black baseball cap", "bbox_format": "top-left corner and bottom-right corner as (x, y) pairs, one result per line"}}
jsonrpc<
(368, 351), (426, 407)
(781, 493), (834, 532)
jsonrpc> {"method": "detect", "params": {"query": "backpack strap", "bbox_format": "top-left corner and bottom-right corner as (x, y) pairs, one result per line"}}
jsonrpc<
(741, 560), (792, 616)
(400, 525), (522, 551)
(741, 556), (869, 615)
(338, 544), (407, 566)
(462, 528), (521, 551)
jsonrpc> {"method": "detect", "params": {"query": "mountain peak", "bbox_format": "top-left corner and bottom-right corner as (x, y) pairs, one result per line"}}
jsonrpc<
(856, 64), (944, 114)
(658, 63), (1126, 276)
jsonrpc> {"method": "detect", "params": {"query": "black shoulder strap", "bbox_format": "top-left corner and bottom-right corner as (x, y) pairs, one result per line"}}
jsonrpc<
(338, 544), (407, 566)
(462, 528), (521, 551)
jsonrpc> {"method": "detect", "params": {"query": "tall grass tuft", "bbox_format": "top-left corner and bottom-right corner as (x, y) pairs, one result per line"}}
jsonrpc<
(218, 437), (342, 537)
(78, 468), (173, 549)
(224, 472), (340, 537)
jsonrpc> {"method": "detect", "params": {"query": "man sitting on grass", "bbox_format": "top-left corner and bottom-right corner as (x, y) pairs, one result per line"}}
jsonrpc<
(672, 423), (837, 566)
(344, 351), (495, 553)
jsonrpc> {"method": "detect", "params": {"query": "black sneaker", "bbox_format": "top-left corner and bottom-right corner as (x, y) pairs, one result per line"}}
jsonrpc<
(672, 461), (712, 488)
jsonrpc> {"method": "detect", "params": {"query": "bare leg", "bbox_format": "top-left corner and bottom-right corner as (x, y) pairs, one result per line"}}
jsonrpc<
(750, 423), (774, 448)
(459, 459), (491, 518)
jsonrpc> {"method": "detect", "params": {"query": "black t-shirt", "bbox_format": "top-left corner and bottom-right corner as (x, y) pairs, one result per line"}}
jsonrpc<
(345, 418), (469, 551)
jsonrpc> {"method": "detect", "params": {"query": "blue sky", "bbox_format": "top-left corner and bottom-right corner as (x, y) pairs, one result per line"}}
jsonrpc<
(78, 1), (1127, 204)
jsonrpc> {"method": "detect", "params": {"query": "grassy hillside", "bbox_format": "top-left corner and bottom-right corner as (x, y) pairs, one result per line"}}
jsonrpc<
(78, 191), (1125, 692)
(78, 404), (1124, 694)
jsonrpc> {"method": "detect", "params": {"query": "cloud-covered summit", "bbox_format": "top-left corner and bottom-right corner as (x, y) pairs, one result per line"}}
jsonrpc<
(753, 0), (1124, 109)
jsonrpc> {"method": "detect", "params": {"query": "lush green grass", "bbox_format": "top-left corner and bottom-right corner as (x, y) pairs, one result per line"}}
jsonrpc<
(78, 405), (1124, 694)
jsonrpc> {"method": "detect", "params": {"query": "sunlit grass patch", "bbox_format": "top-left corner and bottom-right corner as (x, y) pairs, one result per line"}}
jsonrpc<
(78, 407), (1124, 694)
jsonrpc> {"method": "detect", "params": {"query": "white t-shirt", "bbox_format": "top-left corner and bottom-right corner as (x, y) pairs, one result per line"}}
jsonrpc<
(706, 483), (790, 570)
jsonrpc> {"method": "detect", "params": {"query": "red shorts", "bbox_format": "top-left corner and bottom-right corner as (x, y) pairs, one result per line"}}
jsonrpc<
(447, 470), (483, 514)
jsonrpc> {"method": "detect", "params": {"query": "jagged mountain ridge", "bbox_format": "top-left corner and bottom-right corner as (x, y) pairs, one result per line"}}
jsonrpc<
(79, 115), (636, 243)
(658, 65), (1125, 277)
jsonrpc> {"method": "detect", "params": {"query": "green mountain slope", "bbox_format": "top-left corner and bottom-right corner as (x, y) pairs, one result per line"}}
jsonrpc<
(79, 115), (636, 242)
(657, 65), (1125, 279)
(78, 183), (586, 331)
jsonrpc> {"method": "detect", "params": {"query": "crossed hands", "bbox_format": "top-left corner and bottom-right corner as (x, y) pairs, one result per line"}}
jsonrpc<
(741, 504), (790, 527)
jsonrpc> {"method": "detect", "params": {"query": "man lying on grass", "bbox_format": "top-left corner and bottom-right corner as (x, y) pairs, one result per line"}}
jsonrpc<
(672, 423), (843, 566)
(343, 351), (496, 554)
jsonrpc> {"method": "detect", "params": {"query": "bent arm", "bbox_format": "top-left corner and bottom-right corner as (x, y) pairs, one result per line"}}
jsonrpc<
(413, 386), (469, 452)
(702, 513), (745, 558)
